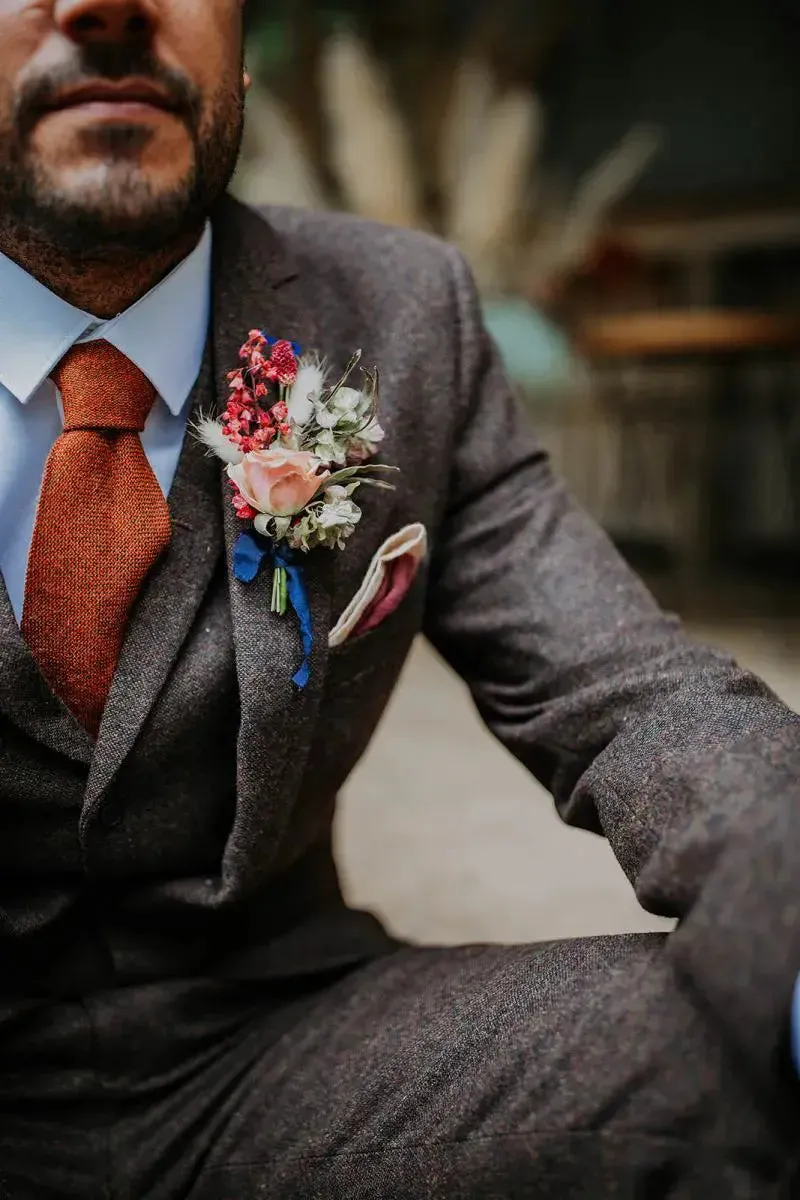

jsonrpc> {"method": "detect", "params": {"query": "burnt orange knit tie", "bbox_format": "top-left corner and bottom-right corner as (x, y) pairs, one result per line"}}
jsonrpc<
(22, 341), (172, 736)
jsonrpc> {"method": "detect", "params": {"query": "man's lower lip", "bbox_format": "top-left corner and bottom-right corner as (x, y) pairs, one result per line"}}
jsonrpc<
(47, 100), (175, 120)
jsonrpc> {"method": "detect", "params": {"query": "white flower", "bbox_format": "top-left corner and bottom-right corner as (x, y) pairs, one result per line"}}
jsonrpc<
(346, 416), (385, 463)
(312, 428), (348, 465)
(359, 415), (384, 445)
(288, 486), (363, 551)
(286, 355), (326, 427)
(313, 400), (339, 430)
(315, 385), (369, 430)
(330, 386), (364, 419)
(318, 489), (362, 530)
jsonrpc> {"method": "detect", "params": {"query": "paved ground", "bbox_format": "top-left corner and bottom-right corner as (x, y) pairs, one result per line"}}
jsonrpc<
(335, 617), (800, 945)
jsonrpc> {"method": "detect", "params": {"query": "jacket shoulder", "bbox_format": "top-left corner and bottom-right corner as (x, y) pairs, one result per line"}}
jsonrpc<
(256, 204), (459, 290)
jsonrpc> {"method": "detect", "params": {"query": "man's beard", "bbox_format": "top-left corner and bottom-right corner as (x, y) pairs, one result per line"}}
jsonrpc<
(0, 46), (245, 258)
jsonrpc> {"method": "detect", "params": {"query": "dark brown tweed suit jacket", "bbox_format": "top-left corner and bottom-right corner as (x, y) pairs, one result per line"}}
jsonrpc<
(1, 196), (799, 1109)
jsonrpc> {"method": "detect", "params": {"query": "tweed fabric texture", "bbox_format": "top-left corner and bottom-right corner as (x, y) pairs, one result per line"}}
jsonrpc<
(22, 341), (171, 736)
(1, 198), (800, 1194)
(0, 939), (798, 1198)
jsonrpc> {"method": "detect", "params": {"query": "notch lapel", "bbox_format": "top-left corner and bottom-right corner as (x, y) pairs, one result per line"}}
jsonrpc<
(81, 351), (223, 826)
(211, 200), (335, 897)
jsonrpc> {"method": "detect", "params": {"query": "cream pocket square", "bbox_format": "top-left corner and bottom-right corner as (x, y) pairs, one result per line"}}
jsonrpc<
(328, 523), (427, 648)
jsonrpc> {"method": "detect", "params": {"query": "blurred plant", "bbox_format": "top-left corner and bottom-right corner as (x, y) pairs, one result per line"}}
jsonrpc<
(441, 61), (544, 293)
(235, 84), (327, 210)
(319, 31), (424, 228)
(235, 1), (662, 298)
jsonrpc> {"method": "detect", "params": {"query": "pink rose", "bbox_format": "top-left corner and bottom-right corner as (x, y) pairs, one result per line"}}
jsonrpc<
(227, 446), (328, 517)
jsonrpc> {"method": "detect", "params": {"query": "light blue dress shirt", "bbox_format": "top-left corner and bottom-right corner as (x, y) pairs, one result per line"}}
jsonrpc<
(0, 225), (212, 623)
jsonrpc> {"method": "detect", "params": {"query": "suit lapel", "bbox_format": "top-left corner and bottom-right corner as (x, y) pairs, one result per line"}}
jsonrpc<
(211, 200), (335, 897)
(75, 198), (336, 889)
(0, 576), (93, 763)
(82, 350), (223, 824)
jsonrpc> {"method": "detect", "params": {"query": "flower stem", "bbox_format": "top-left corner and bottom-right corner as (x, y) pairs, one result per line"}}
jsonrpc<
(271, 565), (288, 615)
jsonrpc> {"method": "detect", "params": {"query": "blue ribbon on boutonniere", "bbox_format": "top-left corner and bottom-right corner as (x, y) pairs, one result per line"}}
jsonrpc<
(232, 532), (313, 688)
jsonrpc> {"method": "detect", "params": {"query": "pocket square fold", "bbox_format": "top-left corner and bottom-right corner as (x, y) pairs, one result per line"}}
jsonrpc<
(328, 523), (427, 648)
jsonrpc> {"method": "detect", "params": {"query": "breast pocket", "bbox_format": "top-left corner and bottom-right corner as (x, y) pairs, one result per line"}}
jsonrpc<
(308, 573), (426, 793)
(325, 566), (427, 688)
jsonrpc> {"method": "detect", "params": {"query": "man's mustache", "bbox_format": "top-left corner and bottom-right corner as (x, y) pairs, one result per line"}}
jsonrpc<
(13, 46), (202, 140)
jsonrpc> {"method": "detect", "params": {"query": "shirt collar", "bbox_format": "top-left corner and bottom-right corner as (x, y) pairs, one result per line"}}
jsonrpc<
(0, 223), (212, 416)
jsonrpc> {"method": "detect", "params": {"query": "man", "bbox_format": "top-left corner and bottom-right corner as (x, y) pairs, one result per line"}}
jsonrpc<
(0, 2), (798, 1197)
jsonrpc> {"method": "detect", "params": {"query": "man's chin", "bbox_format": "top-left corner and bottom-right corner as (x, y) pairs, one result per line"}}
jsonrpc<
(0, 102), (242, 256)
(14, 185), (204, 257)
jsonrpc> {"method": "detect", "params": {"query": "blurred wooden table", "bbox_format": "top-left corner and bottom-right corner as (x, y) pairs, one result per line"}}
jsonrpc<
(575, 309), (800, 359)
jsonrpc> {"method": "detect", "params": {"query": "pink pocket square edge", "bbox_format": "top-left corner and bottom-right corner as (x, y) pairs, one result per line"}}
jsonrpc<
(328, 523), (427, 648)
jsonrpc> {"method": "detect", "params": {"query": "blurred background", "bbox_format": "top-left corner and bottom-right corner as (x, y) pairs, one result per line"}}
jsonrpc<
(237, 0), (800, 945)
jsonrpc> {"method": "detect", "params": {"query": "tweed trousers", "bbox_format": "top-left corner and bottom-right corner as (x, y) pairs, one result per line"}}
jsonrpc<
(1, 933), (798, 1199)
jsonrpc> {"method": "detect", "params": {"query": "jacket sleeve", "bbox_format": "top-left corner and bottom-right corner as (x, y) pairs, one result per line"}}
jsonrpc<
(423, 244), (800, 923)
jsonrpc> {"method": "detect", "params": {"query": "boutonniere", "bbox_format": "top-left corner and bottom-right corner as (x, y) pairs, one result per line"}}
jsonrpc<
(195, 330), (396, 686)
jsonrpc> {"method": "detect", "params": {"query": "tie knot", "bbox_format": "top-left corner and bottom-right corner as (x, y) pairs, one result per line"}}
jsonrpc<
(53, 340), (157, 433)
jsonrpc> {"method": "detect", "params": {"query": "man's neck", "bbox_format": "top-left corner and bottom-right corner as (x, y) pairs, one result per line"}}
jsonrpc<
(0, 226), (202, 318)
